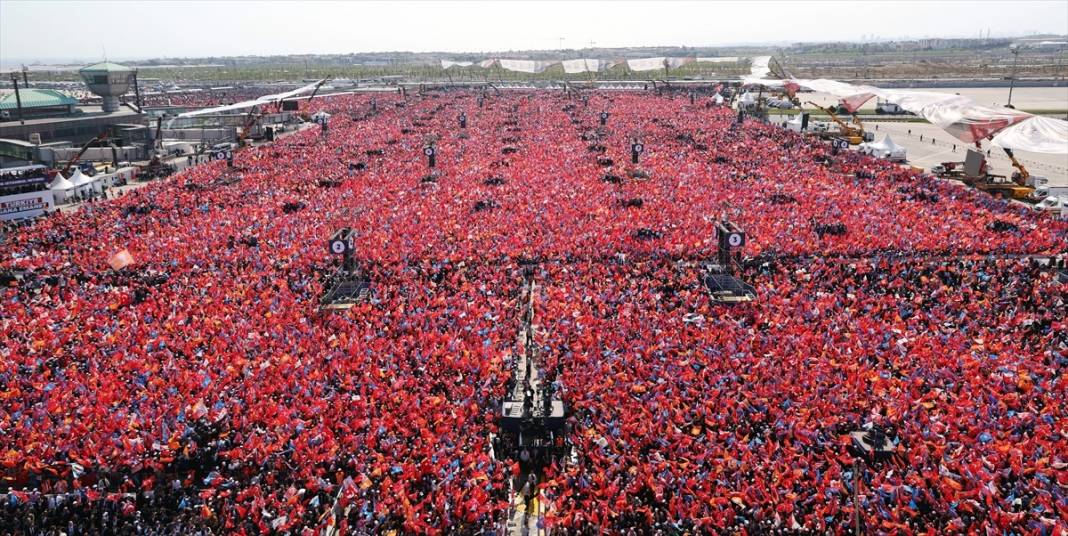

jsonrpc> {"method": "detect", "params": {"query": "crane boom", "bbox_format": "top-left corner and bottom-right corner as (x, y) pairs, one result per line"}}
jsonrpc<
(60, 133), (107, 177)
(1002, 148), (1030, 185)
(805, 101), (862, 138)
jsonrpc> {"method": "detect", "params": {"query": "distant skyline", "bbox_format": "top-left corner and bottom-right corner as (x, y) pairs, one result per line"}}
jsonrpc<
(1, 0), (1066, 64)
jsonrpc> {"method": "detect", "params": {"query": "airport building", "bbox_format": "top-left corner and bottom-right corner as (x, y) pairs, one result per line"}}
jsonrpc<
(0, 61), (149, 166)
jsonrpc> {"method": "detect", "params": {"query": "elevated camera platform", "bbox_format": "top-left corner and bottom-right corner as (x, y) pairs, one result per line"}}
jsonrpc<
(703, 220), (757, 303)
(849, 427), (900, 463)
(319, 228), (371, 311)
(501, 400), (567, 432)
(319, 270), (371, 311)
(703, 269), (756, 303)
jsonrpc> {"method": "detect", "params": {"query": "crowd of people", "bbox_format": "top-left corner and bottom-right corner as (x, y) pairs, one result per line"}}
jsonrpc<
(0, 166), (50, 197)
(136, 88), (293, 108)
(1, 89), (1065, 534)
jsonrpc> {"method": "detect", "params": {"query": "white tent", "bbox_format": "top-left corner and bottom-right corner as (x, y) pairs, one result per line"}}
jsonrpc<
(48, 173), (75, 191)
(69, 168), (101, 196)
(738, 92), (759, 110)
(786, 113), (806, 132)
(48, 172), (76, 204)
(860, 135), (907, 162)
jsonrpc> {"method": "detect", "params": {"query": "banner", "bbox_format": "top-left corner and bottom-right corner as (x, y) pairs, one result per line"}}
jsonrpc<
(562, 59), (606, 74)
(0, 174), (49, 188)
(0, 191), (54, 221)
(839, 92), (876, 113)
(498, 59), (558, 74)
(626, 57), (695, 72)
(695, 57), (739, 63)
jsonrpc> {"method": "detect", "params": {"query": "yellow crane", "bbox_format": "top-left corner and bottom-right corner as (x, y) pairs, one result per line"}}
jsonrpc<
(1001, 148), (1031, 186)
(805, 101), (865, 145)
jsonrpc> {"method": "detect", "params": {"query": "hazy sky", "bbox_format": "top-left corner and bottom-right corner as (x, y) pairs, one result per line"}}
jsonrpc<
(2, 0), (1066, 62)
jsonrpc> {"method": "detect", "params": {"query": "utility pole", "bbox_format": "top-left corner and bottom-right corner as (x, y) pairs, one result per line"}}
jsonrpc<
(1006, 44), (1020, 109)
(10, 73), (25, 125)
(853, 458), (863, 536)
(132, 70), (143, 112)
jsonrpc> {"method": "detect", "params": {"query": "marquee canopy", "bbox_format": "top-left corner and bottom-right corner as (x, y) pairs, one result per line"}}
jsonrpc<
(743, 57), (1068, 154)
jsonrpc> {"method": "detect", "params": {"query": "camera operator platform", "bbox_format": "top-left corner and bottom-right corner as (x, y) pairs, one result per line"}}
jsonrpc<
(319, 228), (371, 311)
(497, 275), (568, 472)
(703, 219), (757, 303)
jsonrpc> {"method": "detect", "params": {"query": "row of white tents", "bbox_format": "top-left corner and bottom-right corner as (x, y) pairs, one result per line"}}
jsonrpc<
(47, 168), (101, 204)
(47, 167), (137, 204)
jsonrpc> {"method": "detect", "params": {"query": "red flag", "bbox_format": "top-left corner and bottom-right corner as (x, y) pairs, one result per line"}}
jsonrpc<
(839, 93), (875, 114)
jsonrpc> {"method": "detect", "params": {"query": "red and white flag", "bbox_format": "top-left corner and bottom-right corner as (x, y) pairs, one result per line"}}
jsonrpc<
(108, 249), (135, 270)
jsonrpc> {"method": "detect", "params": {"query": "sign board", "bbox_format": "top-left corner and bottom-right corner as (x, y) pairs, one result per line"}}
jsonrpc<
(0, 190), (54, 221)
(715, 221), (746, 249)
(424, 146), (436, 168)
(0, 174), (49, 189)
(964, 149), (985, 178)
(631, 142), (644, 164)
(329, 228), (355, 255)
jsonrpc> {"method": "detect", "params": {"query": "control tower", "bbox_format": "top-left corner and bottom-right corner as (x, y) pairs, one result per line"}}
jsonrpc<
(79, 62), (134, 113)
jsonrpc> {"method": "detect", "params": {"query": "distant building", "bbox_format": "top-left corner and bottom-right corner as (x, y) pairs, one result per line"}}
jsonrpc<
(0, 89), (79, 120)
(0, 61), (146, 159)
(79, 62), (135, 113)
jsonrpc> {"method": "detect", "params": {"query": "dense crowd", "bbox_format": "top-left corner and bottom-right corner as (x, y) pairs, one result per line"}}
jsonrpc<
(138, 88), (292, 108)
(1, 90), (1065, 534)
(0, 167), (50, 196)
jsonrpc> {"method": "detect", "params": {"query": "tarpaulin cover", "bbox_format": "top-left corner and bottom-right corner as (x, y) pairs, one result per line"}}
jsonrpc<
(744, 75), (1068, 153)
(991, 115), (1068, 154)
(441, 60), (474, 69)
(498, 59), (558, 74)
(626, 57), (694, 72)
(562, 59), (607, 74)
